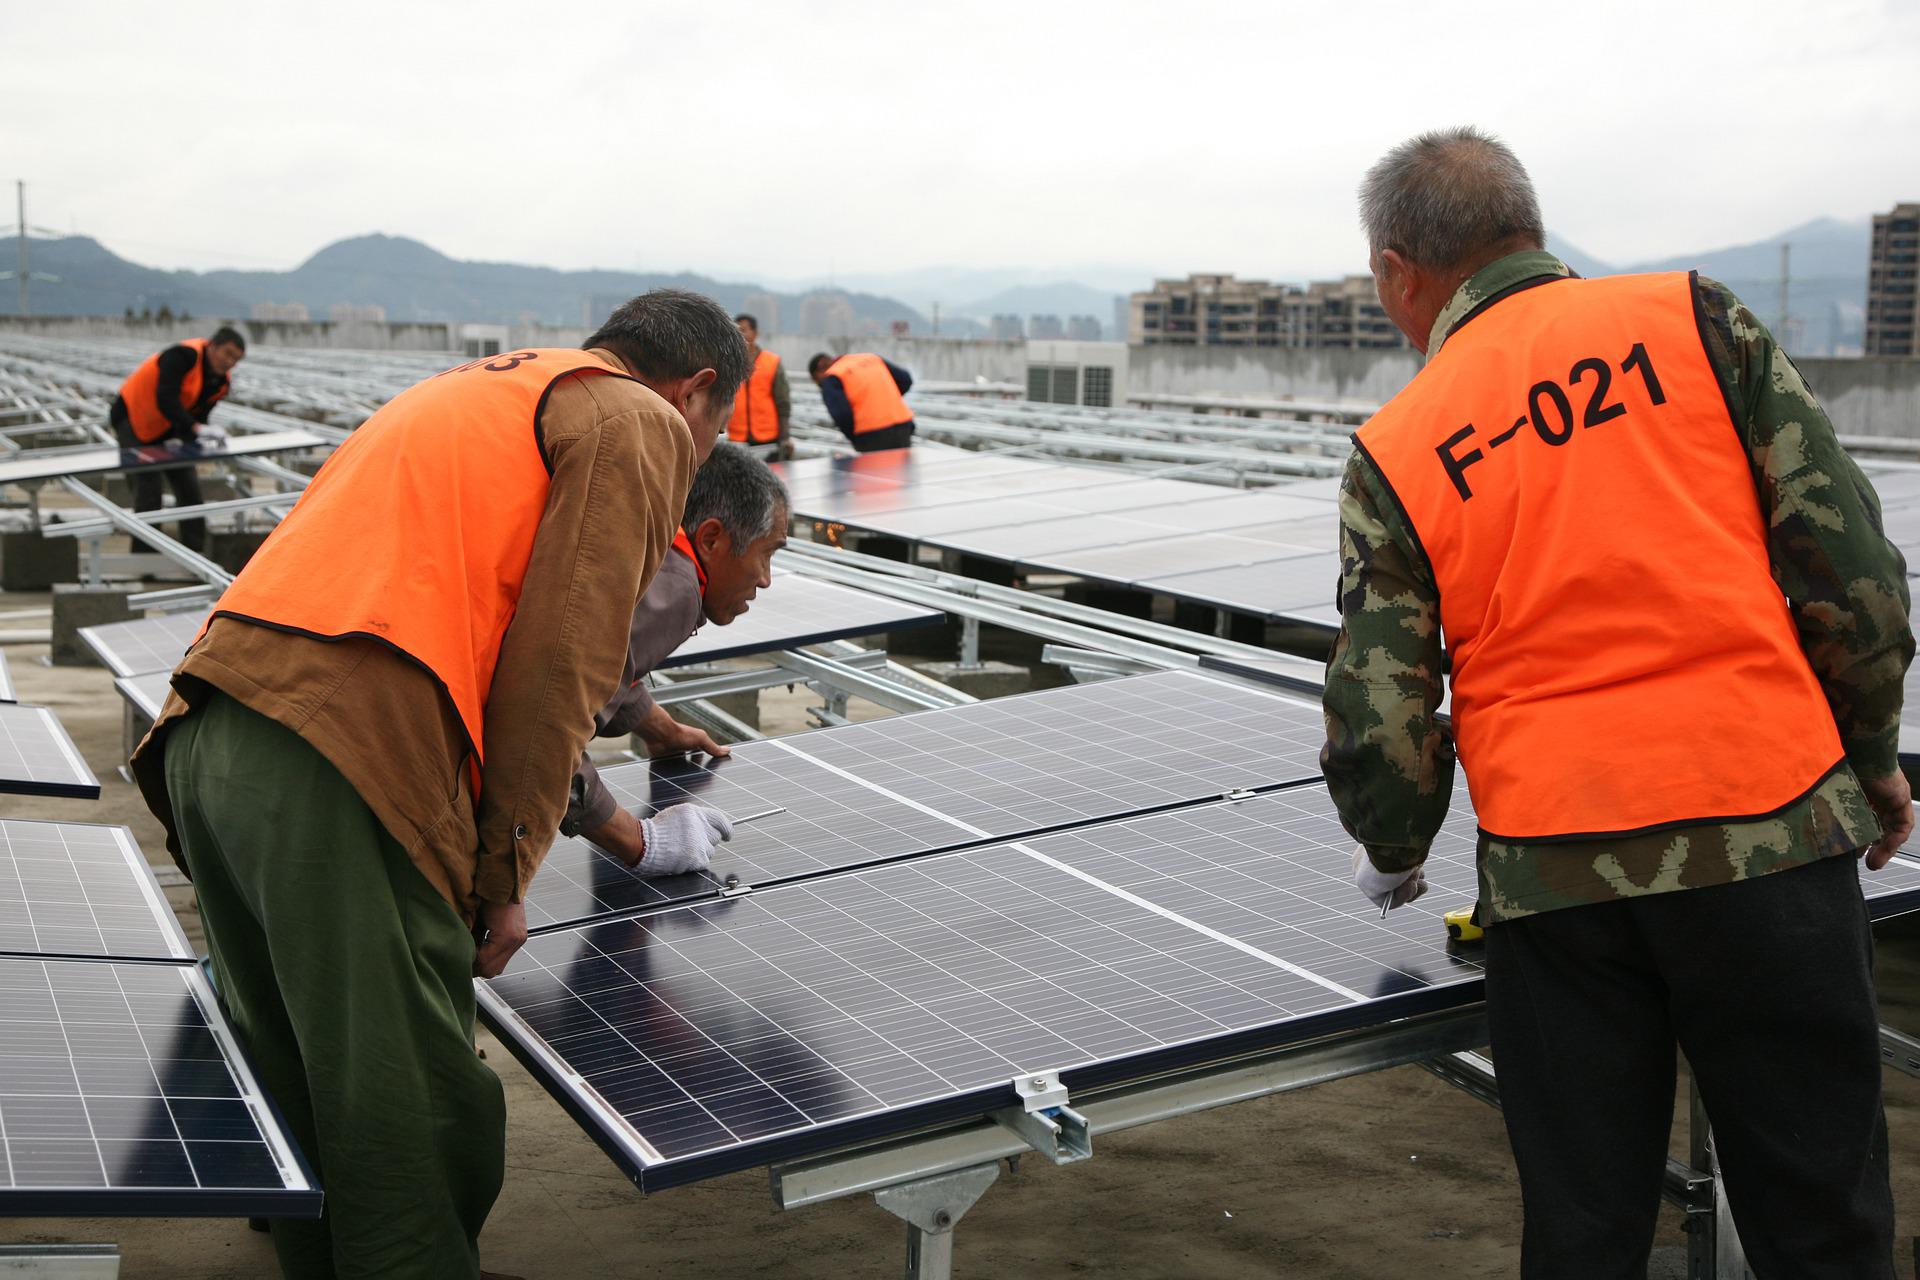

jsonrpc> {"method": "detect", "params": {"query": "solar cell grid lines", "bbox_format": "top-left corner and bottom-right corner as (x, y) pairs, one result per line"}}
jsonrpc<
(0, 957), (318, 1214)
(0, 821), (191, 963)
(0, 704), (101, 799)
(521, 671), (1331, 931)
(79, 611), (207, 678)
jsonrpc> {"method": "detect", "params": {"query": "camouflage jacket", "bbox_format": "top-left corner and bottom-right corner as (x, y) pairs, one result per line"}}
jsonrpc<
(1322, 250), (1912, 923)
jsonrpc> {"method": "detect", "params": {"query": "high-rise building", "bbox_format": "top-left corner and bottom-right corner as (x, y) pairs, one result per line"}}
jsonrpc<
(1065, 315), (1103, 341)
(250, 301), (310, 322)
(1130, 272), (1409, 350)
(739, 291), (781, 334)
(797, 291), (855, 337)
(1866, 203), (1919, 357)
(328, 302), (386, 323)
(1028, 314), (1065, 340)
(989, 313), (1025, 340)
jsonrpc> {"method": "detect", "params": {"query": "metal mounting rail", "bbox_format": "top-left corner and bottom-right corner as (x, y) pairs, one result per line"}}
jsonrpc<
(55, 477), (233, 588)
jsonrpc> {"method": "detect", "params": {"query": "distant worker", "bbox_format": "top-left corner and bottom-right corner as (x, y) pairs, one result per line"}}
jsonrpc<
(809, 350), (914, 451)
(564, 444), (789, 868)
(130, 291), (751, 1280)
(110, 325), (248, 553)
(727, 313), (792, 459)
(1323, 127), (1913, 1278)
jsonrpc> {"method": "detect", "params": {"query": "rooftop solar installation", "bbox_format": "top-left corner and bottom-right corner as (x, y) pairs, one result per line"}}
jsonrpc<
(659, 572), (943, 669)
(116, 673), (172, 724)
(521, 670), (1331, 932)
(0, 704), (101, 799)
(0, 820), (192, 963)
(78, 610), (207, 678)
(0, 956), (320, 1216)
(0, 430), (327, 486)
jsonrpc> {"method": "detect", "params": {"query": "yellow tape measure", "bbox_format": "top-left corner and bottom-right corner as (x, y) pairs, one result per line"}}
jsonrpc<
(1444, 908), (1484, 944)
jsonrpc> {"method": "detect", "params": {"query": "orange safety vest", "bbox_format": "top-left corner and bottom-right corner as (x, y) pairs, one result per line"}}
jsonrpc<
(826, 353), (911, 435)
(1355, 271), (1842, 842)
(202, 349), (641, 784)
(118, 337), (226, 443)
(727, 349), (782, 445)
(670, 525), (709, 596)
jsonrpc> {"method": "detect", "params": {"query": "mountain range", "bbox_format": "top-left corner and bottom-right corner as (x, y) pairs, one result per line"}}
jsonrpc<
(0, 217), (1878, 354)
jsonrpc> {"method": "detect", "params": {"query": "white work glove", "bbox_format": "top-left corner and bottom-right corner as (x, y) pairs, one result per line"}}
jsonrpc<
(1353, 844), (1428, 912)
(197, 423), (229, 445)
(637, 804), (734, 877)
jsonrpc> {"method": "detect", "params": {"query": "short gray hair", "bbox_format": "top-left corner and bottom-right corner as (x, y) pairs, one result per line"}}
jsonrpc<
(1360, 127), (1545, 271)
(682, 444), (790, 544)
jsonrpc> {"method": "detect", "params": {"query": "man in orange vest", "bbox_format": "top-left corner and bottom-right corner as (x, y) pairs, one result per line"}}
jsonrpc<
(1324, 128), (1912, 1276)
(564, 444), (790, 859)
(809, 350), (914, 451)
(129, 290), (751, 1280)
(110, 325), (247, 552)
(726, 313), (791, 460)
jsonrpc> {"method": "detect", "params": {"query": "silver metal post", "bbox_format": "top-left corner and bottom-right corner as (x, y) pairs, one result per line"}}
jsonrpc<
(1686, 1075), (1753, 1280)
(872, 1163), (999, 1280)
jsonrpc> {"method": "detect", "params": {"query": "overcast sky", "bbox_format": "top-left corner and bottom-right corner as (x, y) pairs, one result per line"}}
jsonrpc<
(5, 0), (1917, 289)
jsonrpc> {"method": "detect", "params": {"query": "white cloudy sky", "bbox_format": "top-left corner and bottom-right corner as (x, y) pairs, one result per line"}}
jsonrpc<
(5, 0), (1917, 286)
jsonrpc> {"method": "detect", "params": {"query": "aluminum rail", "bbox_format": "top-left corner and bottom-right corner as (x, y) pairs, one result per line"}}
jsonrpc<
(43, 490), (302, 539)
(56, 477), (234, 587)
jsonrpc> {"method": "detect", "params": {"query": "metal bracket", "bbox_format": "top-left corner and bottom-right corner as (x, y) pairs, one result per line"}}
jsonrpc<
(1880, 1025), (1920, 1080)
(872, 1163), (1000, 1280)
(718, 876), (754, 899)
(992, 1072), (1091, 1165)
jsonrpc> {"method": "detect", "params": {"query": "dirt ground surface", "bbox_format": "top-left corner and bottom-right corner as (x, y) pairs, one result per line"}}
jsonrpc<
(5, 581), (1920, 1279)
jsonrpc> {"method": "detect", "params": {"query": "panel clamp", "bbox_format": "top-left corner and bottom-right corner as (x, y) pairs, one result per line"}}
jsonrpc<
(1221, 788), (1257, 803)
(992, 1072), (1091, 1165)
(719, 874), (755, 899)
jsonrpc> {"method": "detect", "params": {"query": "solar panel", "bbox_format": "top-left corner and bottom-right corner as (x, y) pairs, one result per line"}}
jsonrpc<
(0, 820), (192, 963)
(938, 515), (1177, 561)
(845, 498), (1068, 540)
(1140, 557), (1330, 619)
(1028, 532), (1282, 585)
(522, 671), (1331, 931)
(1127, 492), (1337, 534)
(486, 780), (1920, 1191)
(0, 430), (327, 486)
(0, 956), (320, 1216)
(78, 611), (207, 678)
(116, 673), (173, 724)
(0, 650), (13, 703)
(0, 704), (101, 799)
(658, 572), (943, 669)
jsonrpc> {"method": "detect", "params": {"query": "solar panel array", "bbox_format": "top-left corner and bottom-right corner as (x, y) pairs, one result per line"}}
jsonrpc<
(0, 820), (191, 962)
(521, 671), (1330, 930)
(0, 429), (327, 486)
(773, 453), (1345, 630)
(0, 703), (101, 799)
(661, 569), (943, 669)
(488, 773), (1920, 1190)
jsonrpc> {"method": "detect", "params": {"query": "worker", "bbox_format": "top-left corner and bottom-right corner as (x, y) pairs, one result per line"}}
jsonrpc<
(110, 325), (247, 553)
(564, 443), (790, 866)
(727, 313), (792, 459)
(809, 350), (914, 451)
(128, 290), (752, 1280)
(1323, 127), (1912, 1278)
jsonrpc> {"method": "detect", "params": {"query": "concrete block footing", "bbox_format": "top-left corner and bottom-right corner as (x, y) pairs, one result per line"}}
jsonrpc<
(51, 583), (138, 666)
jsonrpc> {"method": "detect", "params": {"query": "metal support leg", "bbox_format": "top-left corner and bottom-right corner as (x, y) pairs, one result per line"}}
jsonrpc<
(957, 617), (981, 671)
(872, 1163), (999, 1280)
(1686, 1078), (1752, 1280)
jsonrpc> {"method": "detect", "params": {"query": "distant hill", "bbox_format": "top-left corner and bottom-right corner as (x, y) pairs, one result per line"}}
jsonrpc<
(1546, 219), (1869, 355)
(0, 232), (974, 337)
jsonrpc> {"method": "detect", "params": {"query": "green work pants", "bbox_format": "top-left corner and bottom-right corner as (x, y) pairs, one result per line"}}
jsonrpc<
(164, 692), (505, 1280)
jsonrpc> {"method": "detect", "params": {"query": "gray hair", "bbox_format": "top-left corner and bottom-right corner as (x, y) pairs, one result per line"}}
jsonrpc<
(682, 444), (790, 544)
(586, 288), (752, 407)
(1360, 127), (1545, 270)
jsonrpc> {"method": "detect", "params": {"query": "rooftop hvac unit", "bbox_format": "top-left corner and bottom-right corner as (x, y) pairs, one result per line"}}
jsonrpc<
(1024, 340), (1128, 409)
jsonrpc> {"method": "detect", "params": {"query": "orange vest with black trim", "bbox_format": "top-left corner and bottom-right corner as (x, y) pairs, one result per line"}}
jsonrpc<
(827, 353), (911, 435)
(727, 349), (782, 445)
(119, 337), (225, 443)
(1354, 271), (1842, 842)
(202, 349), (639, 783)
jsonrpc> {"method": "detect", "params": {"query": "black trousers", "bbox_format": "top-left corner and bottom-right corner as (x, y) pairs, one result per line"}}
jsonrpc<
(1485, 853), (1894, 1279)
(847, 422), (914, 453)
(130, 465), (205, 554)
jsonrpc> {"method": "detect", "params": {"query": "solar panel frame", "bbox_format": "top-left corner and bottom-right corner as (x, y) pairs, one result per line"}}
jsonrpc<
(0, 956), (322, 1217)
(115, 674), (172, 725)
(0, 430), (328, 486)
(0, 820), (193, 964)
(0, 704), (101, 800)
(0, 651), (13, 704)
